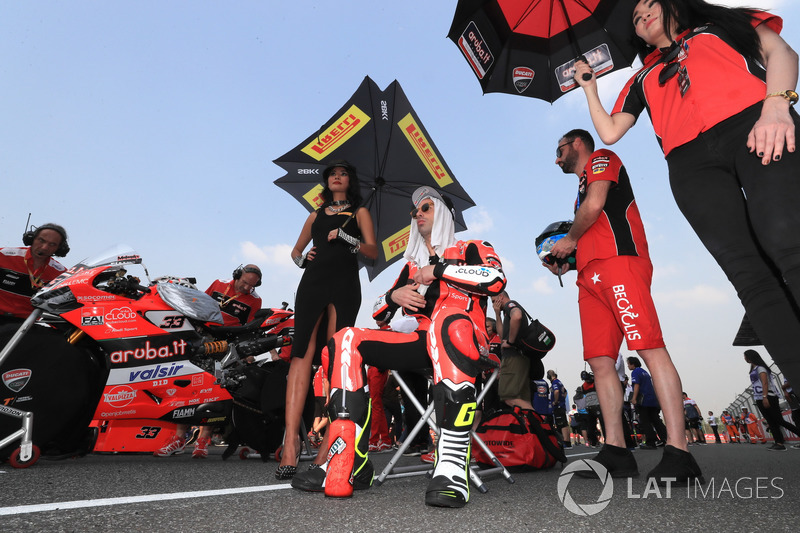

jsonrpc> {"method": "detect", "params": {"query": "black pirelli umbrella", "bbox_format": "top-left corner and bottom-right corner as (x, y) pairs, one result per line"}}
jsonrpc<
(274, 76), (475, 280)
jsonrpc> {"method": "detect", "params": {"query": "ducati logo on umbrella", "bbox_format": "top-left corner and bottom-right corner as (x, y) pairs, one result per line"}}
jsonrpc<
(513, 67), (535, 93)
(448, 0), (639, 103)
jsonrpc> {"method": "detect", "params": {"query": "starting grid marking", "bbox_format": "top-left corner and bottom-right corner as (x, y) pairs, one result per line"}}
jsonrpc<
(1, 449), (597, 516)
(0, 483), (293, 516)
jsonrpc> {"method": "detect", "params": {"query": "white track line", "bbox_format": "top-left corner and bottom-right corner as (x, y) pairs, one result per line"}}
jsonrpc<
(0, 483), (292, 516)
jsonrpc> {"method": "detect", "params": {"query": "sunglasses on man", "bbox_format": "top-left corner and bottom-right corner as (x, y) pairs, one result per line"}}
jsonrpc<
(411, 201), (434, 219)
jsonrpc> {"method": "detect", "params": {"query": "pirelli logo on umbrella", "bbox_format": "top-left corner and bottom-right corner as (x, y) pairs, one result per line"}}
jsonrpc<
(382, 225), (410, 261)
(301, 105), (371, 161)
(398, 113), (453, 187)
(302, 184), (326, 209)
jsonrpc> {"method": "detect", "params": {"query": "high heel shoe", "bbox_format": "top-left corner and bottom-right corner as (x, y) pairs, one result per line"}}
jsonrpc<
(274, 464), (297, 480)
(274, 440), (302, 480)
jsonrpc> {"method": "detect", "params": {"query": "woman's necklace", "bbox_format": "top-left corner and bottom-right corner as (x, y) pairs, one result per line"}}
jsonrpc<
(328, 200), (351, 214)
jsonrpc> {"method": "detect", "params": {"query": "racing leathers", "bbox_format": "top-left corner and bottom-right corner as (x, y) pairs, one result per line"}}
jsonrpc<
(323, 239), (505, 507)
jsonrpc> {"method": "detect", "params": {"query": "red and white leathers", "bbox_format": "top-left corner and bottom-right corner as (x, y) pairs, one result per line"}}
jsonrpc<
(323, 239), (505, 506)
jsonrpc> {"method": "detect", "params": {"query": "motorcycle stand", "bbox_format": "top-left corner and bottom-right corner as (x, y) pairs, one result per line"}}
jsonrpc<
(0, 310), (43, 468)
(0, 404), (39, 468)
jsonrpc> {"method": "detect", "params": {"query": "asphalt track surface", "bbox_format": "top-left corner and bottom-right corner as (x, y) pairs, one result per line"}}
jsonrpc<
(1, 442), (798, 532)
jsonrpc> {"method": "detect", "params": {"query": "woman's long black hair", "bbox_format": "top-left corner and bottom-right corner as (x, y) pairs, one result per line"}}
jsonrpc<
(319, 160), (363, 208)
(744, 349), (770, 369)
(635, 0), (763, 62)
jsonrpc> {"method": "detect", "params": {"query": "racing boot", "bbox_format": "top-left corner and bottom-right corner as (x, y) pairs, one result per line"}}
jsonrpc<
(291, 388), (373, 492)
(425, 381), (475, 508)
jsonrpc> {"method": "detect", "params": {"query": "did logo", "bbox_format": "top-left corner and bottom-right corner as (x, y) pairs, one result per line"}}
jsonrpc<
(557, 459), (614, 516)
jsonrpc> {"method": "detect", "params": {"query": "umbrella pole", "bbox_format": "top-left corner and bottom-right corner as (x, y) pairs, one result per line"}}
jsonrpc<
(557, 0), (593, 81)
(341, 179), (381, 229)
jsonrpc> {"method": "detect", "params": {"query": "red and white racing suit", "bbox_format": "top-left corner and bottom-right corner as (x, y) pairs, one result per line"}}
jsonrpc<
(323, 239), (505, 504)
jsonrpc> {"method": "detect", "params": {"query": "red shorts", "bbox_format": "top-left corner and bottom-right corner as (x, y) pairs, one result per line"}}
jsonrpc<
(577, 256), (664, 359)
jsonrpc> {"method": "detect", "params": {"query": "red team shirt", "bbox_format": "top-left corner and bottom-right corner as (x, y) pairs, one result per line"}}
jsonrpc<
(205, 279), (262, 326)
(0, 247), (66, 319)
(575, 150), (664, 359)
(612, 11), (782, 156)
(575, 149), (649, 272)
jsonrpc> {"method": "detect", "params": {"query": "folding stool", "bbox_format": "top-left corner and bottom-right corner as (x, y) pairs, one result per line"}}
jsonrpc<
(374, 369), (514, 493)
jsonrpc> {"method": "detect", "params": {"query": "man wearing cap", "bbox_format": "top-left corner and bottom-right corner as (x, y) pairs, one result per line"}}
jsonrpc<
(545, 129), (702, 485)
(0, 223), (69, 322)
(292, 186), (506, 508)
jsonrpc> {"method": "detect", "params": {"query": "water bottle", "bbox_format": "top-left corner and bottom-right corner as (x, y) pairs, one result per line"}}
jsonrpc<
(324, 407), (355, 498)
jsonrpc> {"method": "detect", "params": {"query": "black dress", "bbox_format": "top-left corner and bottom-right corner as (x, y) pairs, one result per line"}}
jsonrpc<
(292, 207), (363, 363)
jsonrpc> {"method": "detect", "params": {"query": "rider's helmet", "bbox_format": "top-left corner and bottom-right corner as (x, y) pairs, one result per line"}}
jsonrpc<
(535, 220), (577, 270)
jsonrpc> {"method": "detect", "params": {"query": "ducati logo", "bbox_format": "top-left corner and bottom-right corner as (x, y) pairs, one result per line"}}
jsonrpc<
(513, 67), (534, 93)
(2, 369), (32, 393)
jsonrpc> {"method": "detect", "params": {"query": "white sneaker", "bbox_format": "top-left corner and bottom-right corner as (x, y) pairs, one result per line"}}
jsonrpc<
(154, 436), (187, 457)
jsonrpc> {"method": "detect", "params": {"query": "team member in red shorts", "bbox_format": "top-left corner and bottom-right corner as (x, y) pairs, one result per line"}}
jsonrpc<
(292, 186), (505, 508)
(546, 129), (702, 485)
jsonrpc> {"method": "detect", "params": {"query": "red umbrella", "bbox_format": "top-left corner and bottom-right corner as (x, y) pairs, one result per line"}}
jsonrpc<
(448, 0), (639, 102)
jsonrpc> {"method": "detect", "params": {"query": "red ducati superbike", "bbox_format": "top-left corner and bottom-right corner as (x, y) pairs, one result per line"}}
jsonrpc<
(0, 246), (292, 467)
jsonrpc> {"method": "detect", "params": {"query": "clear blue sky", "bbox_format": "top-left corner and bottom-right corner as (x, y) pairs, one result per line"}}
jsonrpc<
(1, 1), (797, 416)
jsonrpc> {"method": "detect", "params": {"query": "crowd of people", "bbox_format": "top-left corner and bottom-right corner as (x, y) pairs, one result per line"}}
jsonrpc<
(3, 0), (800, 510)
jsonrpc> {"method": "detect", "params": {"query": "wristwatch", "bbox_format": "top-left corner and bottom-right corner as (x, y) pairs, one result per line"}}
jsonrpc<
(765, 90), (799, 105)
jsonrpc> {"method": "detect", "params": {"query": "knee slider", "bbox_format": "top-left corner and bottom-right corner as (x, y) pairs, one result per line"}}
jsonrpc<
(442, 314), (493, 378)
(432, 381), (476, 431)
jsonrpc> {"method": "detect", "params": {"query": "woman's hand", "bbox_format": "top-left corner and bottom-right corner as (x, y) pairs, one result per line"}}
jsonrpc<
(748, 98), (796, 165)
(305, 247), (317, 262)
(573, 59), (596, 88)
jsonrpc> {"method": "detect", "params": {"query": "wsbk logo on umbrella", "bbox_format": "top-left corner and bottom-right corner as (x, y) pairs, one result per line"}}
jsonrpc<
(458, 21), (494, 79)
(2, 369), (32, 393)
(513, 67), (534, 93)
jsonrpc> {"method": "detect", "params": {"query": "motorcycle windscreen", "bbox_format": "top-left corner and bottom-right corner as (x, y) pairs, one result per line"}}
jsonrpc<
(156, 282), (223, 324)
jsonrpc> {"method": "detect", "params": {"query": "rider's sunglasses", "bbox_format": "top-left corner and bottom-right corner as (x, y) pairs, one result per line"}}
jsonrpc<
(556, 140), (575, 158)
(411, 201), (434, 219)
(658, 42), (682, 85)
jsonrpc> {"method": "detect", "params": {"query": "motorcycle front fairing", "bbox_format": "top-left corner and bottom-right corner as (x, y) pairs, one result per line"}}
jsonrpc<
(31, 246), (233, 426)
